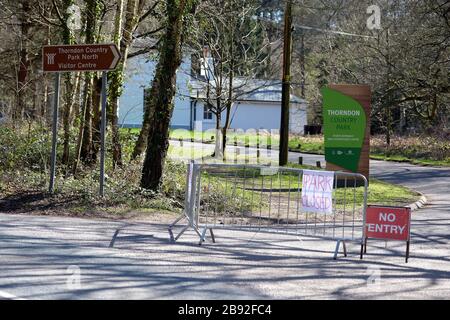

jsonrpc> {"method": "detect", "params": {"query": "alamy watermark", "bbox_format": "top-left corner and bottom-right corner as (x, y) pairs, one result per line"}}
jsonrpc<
(66, 265), (81, 290)
(67, 4), (82, 31)
(366, 266), (382, 288)
(170, 124), (280, 166)
(367, 5), (381, 30)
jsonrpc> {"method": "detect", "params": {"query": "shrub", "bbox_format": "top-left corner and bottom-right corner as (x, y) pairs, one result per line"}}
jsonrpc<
(371, 135), (450, 162)
(0, 124), (190, 214)
(0, 125), (51, 172)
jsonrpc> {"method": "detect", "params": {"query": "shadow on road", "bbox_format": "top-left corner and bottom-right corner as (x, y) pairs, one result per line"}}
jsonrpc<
(0, 215), (449, 299)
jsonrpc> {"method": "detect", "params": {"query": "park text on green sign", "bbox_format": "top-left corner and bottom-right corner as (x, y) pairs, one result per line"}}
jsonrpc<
(322, 87), (366, 172)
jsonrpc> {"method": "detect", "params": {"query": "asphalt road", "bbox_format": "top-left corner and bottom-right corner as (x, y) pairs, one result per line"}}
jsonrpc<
(0, 145), (449, 300)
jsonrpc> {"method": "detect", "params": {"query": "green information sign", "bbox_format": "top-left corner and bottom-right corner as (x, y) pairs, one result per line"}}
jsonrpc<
(322, 87), (367, 173)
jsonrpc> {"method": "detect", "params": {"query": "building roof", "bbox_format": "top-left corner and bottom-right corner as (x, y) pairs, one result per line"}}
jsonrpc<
(189, 77), (305, 104)
(128, 37), (305, 105)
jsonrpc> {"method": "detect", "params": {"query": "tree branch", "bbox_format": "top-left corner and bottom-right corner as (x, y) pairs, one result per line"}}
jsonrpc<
(138, 0), (160, 23)
(51, 0), (65, 26)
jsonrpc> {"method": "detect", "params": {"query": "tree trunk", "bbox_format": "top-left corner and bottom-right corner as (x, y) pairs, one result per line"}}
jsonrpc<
(15, 0), (31, 122)
(132, 99), (154, 160)
(222, 103), (231, 155)
(73, 74), (92, 174)
(90, 76), (102, 162)
(108, 0), (139, 167)
(80, 74), (94, 163)
(109, 90), (123, 168)
(62, 0), (76, 166)
(214, 111), (223, 159)
(42, 77), (48, 121)
(279, 0), (293, 166)
(385, 28), (392, 147)
(70, 72), (81, 125)
(79, 0), (100, 164)
(140, 0), (188, 190)
(62, 73), (73, 165)
(222, 13), (235, 156)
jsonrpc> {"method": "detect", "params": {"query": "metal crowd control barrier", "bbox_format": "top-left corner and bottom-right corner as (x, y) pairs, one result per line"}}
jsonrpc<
(169, 161), (368, 259)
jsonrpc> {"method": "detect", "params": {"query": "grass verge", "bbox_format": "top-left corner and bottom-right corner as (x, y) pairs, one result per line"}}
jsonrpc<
(0, 126), (422, 219)
(149, 128), (450, 167)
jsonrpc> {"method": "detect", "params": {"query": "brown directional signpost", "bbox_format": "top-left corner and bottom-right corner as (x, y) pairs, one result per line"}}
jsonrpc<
(43, 44), (121, 196)
(43, 44), (120, 73)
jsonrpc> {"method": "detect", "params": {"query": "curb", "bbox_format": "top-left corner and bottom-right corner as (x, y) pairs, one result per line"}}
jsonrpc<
(408, 192), (428, 212)
(288, 149), (324, 155)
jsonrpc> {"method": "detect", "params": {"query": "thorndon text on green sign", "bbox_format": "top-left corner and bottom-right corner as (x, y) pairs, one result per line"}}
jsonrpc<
(322, 87), (367, 172)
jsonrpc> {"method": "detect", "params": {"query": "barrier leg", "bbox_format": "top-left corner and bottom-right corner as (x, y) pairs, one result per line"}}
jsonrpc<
(209, 228), (216, 243)
(168, 228), (175, 242)
(405, 240), (410, 263)
(199, 226), (207, 245)
(364, 237), (368, 254)
(333, 240), (341, 260)
(175, 225), (190, 242)
(170, 214), (186, 228)
(342, 240), (347, 257)
(168, 214), (188, 242)
(333, 240), (348, 260)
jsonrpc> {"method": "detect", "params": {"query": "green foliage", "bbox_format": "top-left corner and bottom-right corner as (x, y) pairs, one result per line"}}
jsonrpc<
(108, 66), (125, 99)
(0, 125), (51, 172)
(0, 125), (188, 214)
(62, 0), (76, 44)
(199, 165), (418, 220)
(168, 129), (449, 166)
(199, 174), (259, 215)
(288, 135), (450, 166)
(289, 135), (324, 154)
(0, 125), (422, 217)
(371, 135), (450, 166)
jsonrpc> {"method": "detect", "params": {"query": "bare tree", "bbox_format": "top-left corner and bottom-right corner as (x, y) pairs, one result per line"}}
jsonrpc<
(189, 0), (277, 158)
(108, 0), (160, 168)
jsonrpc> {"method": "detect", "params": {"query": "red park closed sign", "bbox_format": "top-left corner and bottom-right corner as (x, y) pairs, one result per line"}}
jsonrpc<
(365, 206), (411, 241)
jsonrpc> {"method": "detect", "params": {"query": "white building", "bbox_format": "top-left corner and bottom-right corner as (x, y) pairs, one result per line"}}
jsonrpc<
(119, 53), (307, 134)
(189, 77), (307, 134)
(118, 51), (193, 129)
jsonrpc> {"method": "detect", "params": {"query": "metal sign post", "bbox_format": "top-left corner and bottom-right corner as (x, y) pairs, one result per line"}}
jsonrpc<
(49, 73), (60, 194)
(43, 43), (121, 196)
(99, 72), (107, 196)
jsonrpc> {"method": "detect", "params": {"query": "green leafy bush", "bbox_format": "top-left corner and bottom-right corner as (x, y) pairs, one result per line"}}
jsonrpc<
(0, 125), (51, 172)
(0, 124), (190, 214)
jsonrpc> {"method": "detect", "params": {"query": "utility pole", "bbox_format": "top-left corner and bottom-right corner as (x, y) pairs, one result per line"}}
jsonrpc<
(386, 28), (392, 146)
(300, 30), (305, 98)
(279, 0), (293, 166)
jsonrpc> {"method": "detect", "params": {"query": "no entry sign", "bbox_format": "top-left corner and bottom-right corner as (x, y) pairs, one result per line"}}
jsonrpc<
(362, 205), (411, 262)
(366, 206), (411, 241)
(42, 44), (121, 72)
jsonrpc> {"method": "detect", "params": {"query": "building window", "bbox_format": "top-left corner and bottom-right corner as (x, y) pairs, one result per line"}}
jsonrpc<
(203, 105), (213, 120)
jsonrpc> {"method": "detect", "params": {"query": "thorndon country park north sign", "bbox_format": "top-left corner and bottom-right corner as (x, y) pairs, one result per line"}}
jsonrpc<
(42, 44), (120, 72)
(321, 84), (371, 180)
(42, 43), (121, 197)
